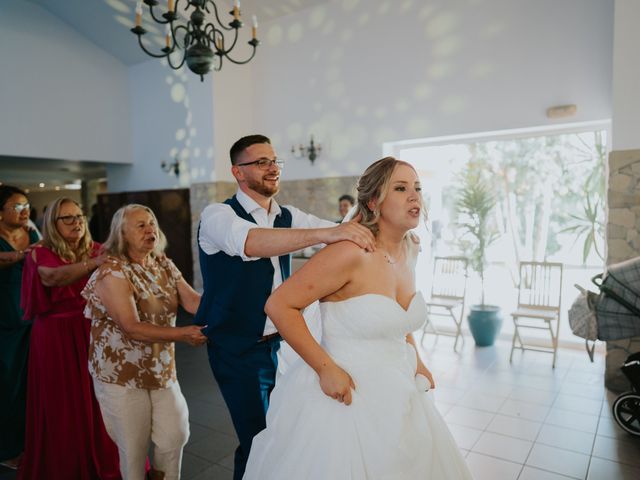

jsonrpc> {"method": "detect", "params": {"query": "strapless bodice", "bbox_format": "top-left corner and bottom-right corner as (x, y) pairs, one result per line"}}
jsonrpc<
(318, 292), (426, 369)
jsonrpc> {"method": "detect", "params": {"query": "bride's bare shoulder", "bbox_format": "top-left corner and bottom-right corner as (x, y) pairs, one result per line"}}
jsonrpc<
(314, 241), (370, 267)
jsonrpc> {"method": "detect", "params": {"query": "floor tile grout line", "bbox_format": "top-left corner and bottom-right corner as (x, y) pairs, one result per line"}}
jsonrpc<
(584, 388), (609, 478)
(516, 463), (584, 480)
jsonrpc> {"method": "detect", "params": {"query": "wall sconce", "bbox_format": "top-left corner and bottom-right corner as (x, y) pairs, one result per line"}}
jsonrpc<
(161, 158), (180, 176)
(291, 135), (321, 165)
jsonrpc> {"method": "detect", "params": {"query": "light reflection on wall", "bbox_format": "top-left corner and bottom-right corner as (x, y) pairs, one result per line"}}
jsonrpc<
(106, 0), (215, 190)
(237, 0), (611, 183)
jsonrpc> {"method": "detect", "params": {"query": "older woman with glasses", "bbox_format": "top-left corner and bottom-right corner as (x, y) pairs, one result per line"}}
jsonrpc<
(18, 197), (121, 480)
(0, 186), (40, 470)
(83, 204), (206, 480)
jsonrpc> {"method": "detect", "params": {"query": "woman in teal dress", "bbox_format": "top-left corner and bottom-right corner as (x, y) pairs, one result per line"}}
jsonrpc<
(0, 185), (39, 469)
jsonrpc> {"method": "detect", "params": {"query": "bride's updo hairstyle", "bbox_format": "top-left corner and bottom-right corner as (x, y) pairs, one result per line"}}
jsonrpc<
(355, 156), (422, 236)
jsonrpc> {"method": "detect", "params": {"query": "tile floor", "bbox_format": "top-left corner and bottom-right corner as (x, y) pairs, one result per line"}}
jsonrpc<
(2, 331), (639, 480)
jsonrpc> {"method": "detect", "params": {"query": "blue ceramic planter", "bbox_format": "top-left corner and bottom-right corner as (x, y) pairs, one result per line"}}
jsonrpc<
(468, 305), (503, 346)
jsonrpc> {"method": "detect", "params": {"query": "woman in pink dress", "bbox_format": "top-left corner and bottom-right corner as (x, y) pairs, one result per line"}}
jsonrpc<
(18, 197), (120, 480)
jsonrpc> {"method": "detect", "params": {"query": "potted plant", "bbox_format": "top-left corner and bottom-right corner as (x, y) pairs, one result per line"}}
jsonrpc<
(455, 171), (502, 346)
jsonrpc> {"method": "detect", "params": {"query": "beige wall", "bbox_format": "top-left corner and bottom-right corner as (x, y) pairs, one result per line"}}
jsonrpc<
(274, 176), (358, 221)
(607, 150), (640, 265)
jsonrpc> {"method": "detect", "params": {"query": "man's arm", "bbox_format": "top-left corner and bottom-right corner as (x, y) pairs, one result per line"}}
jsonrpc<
(244, 217), (375, 258)
(200, 203), (376, 259)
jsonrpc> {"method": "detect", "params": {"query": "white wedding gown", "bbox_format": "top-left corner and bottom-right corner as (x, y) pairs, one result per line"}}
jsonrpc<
(243, 292), (473, 479)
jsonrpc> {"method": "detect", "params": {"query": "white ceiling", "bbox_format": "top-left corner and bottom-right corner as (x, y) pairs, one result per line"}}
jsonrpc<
(27, 0), (325, 66)
(0, 156), (107, 189)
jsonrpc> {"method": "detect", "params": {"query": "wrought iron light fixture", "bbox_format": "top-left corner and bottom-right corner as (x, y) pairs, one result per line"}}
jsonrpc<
(161, 158), (180, 176)
(131, 0), (260, 81)
(291, 136), (322, 165)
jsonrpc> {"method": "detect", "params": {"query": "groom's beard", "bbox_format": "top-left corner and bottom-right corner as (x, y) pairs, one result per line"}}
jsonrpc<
(247, 177), (279, 197)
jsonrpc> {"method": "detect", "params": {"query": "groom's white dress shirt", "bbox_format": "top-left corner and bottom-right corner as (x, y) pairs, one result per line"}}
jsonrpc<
(198, 188), (334, 335)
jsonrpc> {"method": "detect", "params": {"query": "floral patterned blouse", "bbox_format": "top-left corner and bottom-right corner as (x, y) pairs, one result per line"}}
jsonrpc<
(82, 255), (183, 390)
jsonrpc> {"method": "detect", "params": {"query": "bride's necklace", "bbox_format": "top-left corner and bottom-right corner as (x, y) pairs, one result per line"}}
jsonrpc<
(379, 248), (403, 265)
(382, 251), (397, 264)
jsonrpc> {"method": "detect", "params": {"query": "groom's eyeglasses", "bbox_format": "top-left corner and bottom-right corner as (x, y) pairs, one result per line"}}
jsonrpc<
(236, 158), (285, 170)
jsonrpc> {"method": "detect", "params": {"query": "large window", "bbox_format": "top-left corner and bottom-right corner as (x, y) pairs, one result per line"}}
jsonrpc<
(389, 121), (609, 345)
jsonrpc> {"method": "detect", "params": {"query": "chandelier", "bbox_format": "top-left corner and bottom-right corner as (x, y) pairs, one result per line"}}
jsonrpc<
(132, 0), (260, 81)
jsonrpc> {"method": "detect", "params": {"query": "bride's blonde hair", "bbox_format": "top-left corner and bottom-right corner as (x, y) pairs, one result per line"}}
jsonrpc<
(354, 156), (426, 237)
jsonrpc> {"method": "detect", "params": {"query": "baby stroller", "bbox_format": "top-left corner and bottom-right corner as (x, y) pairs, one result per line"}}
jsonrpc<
(612, 352), (640, 437)
(568, 257), (640, 361)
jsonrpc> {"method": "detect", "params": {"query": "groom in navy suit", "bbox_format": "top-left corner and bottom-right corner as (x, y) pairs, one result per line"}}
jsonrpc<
(194, 134), (375, 479)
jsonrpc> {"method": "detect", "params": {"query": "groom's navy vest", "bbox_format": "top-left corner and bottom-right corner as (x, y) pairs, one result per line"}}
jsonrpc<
(194, 195), (292, 354)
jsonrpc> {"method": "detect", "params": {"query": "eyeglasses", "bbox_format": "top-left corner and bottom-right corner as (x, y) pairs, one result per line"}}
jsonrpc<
(56, 214), (85, 225)
(10, 203), (30, 213)
(236, 158), (285, 170)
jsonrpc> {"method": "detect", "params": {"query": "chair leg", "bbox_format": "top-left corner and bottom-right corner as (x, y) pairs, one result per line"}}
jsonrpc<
(509, 318), (520, 363)
(421, 312), (438, 347)
(457, 305), (466, 349)
(509, 332), (516, 363)
(449, 308), (462, 352)
(420, 326), (432, 347)
(549, 322), (557, 369)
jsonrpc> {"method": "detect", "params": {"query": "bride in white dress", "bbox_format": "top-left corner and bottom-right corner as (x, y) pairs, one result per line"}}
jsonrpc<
(244, 157), (473, 479)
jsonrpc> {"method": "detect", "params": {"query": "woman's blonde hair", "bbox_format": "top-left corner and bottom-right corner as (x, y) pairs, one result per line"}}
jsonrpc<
(354, 156), (425, 236)
(42, 197), (93, 262)
(102, 204), (167, 259)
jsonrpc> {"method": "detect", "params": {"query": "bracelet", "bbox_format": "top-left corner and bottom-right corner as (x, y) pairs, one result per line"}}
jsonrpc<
(15, 250), (23, 261)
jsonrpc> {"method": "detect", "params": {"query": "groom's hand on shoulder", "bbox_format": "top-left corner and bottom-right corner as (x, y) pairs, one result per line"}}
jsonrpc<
(322, 214), (375, 252)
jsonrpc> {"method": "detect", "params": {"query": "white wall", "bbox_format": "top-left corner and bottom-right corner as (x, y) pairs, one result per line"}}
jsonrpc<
(212, 63), (255, 182)
(0, 0), (216, 193)
(106, 59), (215, 193)
(0, 0), (132, 164)
(612, 0), (640, 151)
(214, 0), (613, 180)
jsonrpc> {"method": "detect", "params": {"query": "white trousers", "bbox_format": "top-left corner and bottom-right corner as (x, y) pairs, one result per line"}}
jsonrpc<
(93, 379), (190, 480)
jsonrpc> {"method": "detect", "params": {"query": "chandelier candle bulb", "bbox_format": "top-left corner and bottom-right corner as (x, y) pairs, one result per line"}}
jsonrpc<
(252, 15), (258, 38)
(168, 0), (174, 12)
(165, 24), (171, 48)
(135, 1), (142, 27)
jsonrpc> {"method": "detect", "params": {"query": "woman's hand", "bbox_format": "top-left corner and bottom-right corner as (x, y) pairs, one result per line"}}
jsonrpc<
(93, 252), (108, 267)
(416, 361), (435, 390)
(318, 363), (355, 405)
(180, 325), (208, 346)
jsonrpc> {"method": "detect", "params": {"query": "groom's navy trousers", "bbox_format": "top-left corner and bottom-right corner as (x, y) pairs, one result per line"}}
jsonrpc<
(208, 336), (281, 479)
(194, 195), (292, 480)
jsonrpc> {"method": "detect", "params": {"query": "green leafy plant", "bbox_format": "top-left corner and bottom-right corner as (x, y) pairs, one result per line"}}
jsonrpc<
(560, 190), (605, 263)
(455, 171), (500, 305)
